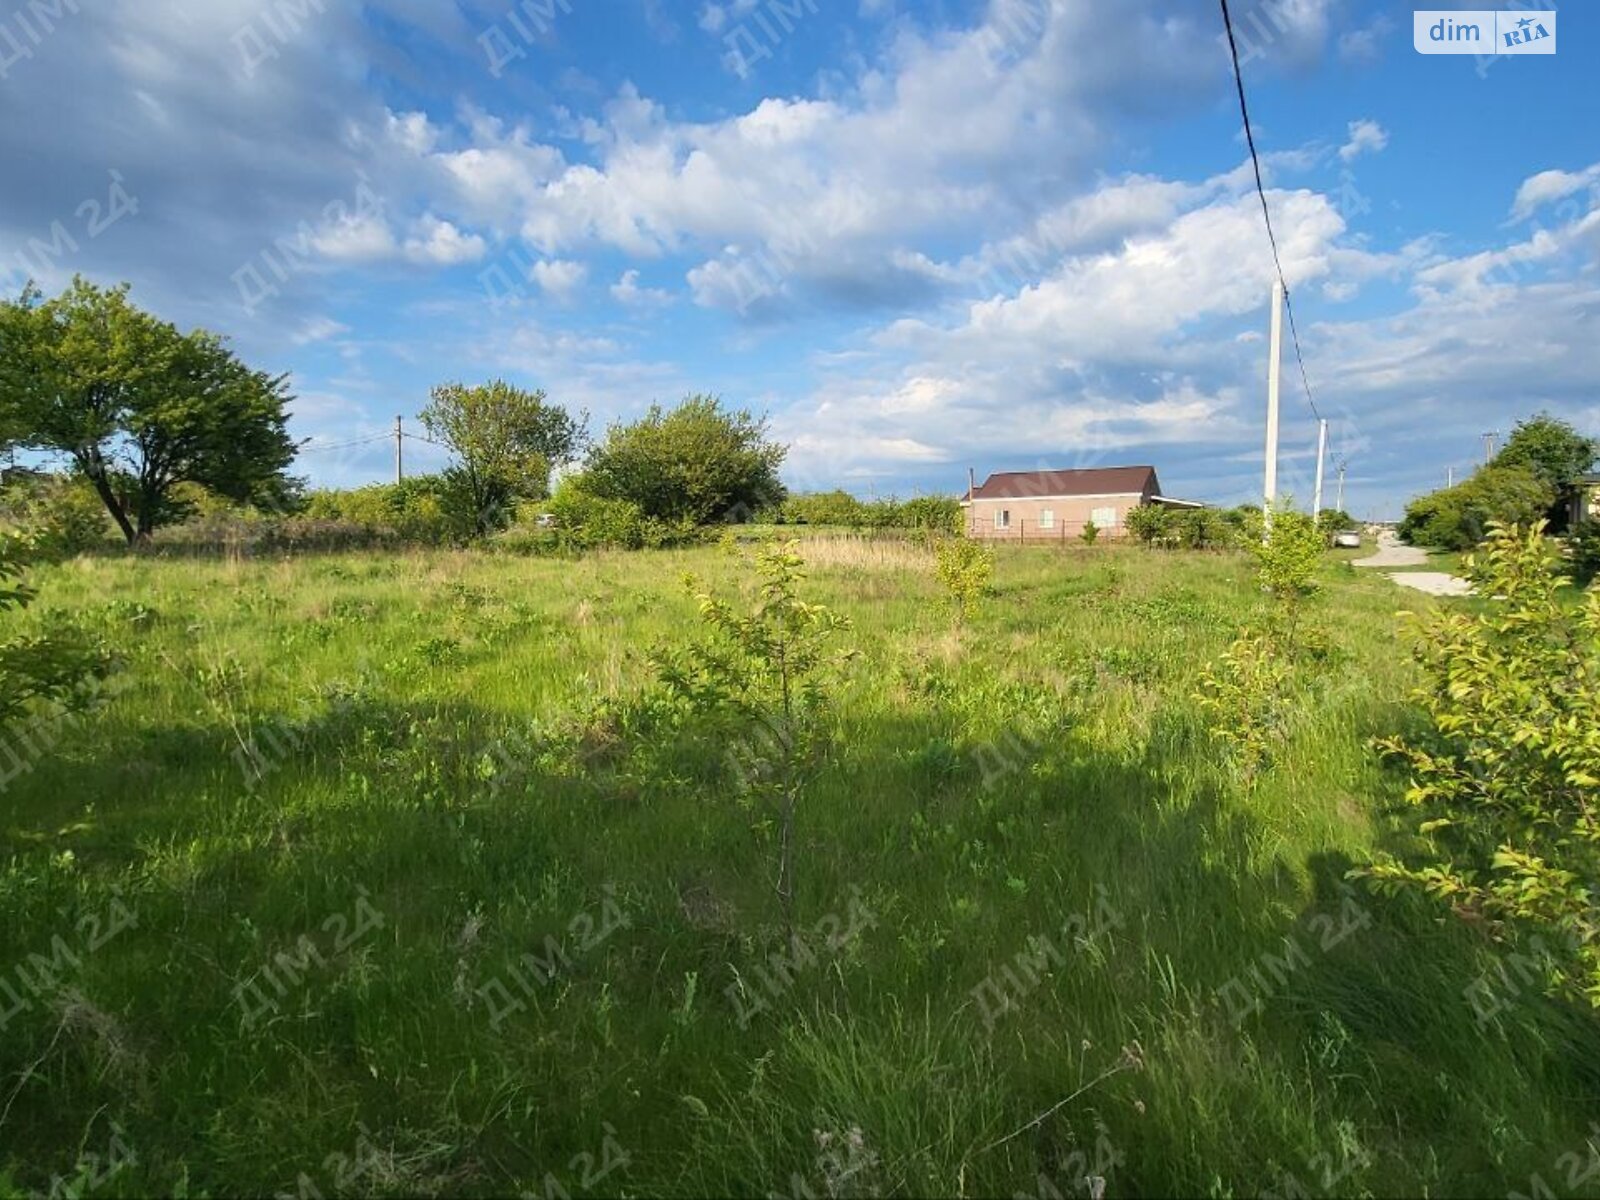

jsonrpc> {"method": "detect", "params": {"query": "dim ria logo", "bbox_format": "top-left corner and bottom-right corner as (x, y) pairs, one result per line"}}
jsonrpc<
(1414, 10), (1556, 55)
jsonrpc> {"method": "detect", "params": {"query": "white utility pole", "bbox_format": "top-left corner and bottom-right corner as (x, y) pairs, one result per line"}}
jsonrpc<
(1482, 431), (1497, 465)
(1312, 417), (1328, 519)
(1336, 458), (1347, 513)
(1447, 466), (1455, 489)
(395, 416), (404, 485)
(1263, 279), (1284, 535)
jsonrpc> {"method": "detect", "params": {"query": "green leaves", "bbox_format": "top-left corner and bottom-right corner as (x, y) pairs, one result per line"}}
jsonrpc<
(934, 538), (993, 625)
(420, 380), (586, 534)
(1250, 505), (1325, 600)
(583, 394), (786, 526)
(0, 278), (297, 542)
(1357, 521), (1600, 1008)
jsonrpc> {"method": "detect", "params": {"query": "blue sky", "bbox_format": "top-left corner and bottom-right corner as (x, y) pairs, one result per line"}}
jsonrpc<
(2, 0), (1596, 518)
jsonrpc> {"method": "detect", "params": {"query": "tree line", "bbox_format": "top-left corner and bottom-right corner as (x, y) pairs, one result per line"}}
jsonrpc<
(1, 279), (800, 551)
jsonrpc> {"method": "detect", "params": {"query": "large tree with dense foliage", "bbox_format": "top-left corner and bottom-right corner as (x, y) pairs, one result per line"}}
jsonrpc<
(1492, 413), (1599, 530)
(420, 380), (586, 535)
(1493, 413), (1598, 493)
(584, 394), (786, 525)
(0, 279), (297, 543)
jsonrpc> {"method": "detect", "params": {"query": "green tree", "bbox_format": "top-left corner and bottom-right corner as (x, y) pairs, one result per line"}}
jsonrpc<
(934, 537), (994, 625)
(0, 279), (297, 544)
(653, 541), (853, 930)
(585, 395), (786, 525)
(781, 490), (865, 526)
(420, 380), (586, 536)
(1400, 466), (1554, 551)
(1249, 505), (1325, 600)
(1359, 523), (1600, 1009)
(1493, 413), (1598, 495)
(1125, 503), (1173, 547)
(1317, 508), (1355, 535)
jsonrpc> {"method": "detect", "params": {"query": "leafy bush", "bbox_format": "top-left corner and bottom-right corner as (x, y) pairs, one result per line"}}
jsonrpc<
(779, 490), (866, 527)
(585, 394), (786, 524)
(1250, 506), (1325, 600)
(1124, 504), (1172, 547)
(1173, 508), (1234, 551)
(1360, 523), (1600, 1008)
(1, 530), (115, 735)
(1317, 508), (1356, 536)
(545, 474), (700, 550)
(934, 538), (994, 624)
(1400, 466), (1556, 551)
(302, 475), (472, 545)
(0, 472), (111, 556)
(770, 492), (962, 533)
(1194, 633), (1293, 785)
(898, 496), (963, 533)
(1080, 519), (1099, 545)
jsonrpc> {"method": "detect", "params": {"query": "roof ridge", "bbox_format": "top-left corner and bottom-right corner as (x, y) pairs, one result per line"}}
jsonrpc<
(985, 464), (1154, 476)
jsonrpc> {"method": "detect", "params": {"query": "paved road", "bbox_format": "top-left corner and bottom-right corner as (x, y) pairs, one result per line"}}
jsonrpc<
(1354, 533), (1473, 597)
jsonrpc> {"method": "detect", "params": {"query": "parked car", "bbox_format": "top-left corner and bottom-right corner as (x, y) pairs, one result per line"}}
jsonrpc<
(1333, 530), (1362, 549)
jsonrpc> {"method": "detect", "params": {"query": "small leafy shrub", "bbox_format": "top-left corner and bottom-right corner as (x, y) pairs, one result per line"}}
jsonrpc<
(1360, 523), (1600, 1007)
(1250, 506), (1325, 600)
(934, 538), (994, 625)
(1174, 507), (1235, 551)
(653, 541), (854, 927)
(1080, 519), (1099, 545)
(1125, 504), (1173, 547)
(1194, 632), (1293, 785)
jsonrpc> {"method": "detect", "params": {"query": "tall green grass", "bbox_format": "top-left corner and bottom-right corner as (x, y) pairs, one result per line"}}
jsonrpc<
(1, 541), (1596, 1197)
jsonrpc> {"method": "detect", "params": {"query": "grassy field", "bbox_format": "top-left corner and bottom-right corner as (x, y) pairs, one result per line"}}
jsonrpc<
(3, 538), (1599, 1197)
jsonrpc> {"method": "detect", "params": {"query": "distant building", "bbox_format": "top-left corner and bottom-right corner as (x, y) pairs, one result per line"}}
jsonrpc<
(1570, 474), (1600, 527)
(961, 465), (1203, 540)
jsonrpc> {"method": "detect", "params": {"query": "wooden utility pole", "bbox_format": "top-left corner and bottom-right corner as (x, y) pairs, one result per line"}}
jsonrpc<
(1263, 279), (1284, 536)
(1312, 417), (1328, 519)
(395, 416), (404, 485)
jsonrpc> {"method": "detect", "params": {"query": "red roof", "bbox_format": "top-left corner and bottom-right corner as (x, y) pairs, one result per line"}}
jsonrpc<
(968, 466), (1159, 500)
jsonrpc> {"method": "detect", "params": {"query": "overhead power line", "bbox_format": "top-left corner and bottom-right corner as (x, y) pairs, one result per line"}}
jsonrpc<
(297, 434), (390, 456)
(1217, 0), (1323, 426)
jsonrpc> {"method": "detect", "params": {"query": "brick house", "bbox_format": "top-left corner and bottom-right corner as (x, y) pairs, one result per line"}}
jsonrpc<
(961, 465), (1202, 540)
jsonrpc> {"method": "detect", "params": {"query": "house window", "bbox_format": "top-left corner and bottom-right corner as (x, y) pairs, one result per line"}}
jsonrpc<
(995, 509), (1011, 531)
(1091, 506), (1118, 528)
(1039, 509), (1055, 530)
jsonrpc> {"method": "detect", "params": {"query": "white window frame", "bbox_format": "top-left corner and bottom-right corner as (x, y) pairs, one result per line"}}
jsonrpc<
(995, 509), (1011, 531)
(1091, 506), (1118, 529)
(1039, 508), (1055, 530)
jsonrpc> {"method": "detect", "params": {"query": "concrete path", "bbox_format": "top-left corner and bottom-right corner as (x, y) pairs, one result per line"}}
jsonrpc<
(1354, 533), (1473, 597)
(1353, 533), (1429, 569)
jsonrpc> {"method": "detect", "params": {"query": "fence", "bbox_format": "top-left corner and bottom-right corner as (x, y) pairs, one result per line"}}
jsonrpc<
(964, 516), (1125, 543)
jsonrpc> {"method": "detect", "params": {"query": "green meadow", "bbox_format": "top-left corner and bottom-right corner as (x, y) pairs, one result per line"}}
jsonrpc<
(3, 539), (1598, 1197)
